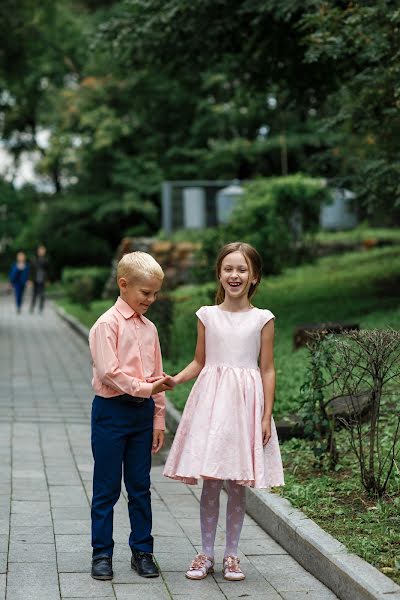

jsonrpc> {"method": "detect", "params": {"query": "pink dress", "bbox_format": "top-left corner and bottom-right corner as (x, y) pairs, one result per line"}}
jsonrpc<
(163, 305), (284, 488)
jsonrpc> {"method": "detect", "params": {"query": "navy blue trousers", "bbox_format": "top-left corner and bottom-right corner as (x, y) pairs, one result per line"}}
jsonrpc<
(13, 282), (26, 311)
(91, 395), (154, 558)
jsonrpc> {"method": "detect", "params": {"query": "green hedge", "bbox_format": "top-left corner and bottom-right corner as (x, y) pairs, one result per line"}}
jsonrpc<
(61, 266), (110, 308)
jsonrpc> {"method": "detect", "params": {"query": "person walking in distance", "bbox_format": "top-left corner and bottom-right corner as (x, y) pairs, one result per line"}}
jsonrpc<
(30, 245), (49, 313)
(9, 251), (30, 314)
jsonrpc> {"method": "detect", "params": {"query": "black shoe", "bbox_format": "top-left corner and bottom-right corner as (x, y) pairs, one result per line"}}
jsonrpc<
(131, 551), (159, 578)
(91, 556), (113, 580)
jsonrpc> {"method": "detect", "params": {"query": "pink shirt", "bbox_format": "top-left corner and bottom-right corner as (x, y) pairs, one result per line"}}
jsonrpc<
(89, 296), (166, 430)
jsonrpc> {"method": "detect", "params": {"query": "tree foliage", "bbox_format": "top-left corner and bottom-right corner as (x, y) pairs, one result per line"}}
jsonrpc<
(0, 0), (398, 273)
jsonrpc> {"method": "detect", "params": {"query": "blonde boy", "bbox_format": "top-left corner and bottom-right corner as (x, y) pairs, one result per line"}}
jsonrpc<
(89, 252), (174, 580)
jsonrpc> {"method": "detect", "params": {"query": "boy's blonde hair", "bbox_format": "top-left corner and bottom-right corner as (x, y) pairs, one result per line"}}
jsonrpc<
(117, 251), (164, 283)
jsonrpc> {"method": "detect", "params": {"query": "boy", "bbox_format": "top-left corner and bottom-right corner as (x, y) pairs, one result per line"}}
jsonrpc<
(89, 251), (174, 581)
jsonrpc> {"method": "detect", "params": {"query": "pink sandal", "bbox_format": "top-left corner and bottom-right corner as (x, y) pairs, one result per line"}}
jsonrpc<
(185, 553), (214, 580)
(223, 555), (245, 581)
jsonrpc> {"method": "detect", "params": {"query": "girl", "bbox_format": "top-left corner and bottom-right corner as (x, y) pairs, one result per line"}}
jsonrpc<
(163, 241), (284, 582)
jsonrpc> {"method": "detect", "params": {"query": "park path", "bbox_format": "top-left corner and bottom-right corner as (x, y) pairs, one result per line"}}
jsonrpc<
(0, 294), (338, 600)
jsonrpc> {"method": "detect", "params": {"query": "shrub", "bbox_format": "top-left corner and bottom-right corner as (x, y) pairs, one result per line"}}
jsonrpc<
(301, 329), (400, 496)
(194, 174), (330, 280)
(62, 266), (110, 308)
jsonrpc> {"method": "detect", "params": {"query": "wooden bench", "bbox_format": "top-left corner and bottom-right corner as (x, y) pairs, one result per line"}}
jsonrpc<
(293, 322), (359, 350)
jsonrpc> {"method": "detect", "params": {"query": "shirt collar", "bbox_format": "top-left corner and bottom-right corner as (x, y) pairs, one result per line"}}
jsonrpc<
(115, 296), (146, 322)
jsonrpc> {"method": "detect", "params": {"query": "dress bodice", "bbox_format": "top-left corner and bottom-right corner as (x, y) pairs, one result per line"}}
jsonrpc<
(196, 305), (275, 370)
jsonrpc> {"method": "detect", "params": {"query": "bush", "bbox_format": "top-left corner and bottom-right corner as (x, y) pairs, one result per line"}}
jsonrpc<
(62, 266), (110, 308)
(195, 174), (330, 280)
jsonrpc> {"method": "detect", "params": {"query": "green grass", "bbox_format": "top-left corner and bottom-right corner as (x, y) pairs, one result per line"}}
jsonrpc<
(315, 225), (400, 245)
(57, 299), (113, 329)
(279, 435), (400, 583)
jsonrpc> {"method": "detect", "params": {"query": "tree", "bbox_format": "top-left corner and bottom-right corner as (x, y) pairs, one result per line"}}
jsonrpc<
(97, 0), (400, 219)
(300, 1), (400, 221)
(0, 0), (85, 192)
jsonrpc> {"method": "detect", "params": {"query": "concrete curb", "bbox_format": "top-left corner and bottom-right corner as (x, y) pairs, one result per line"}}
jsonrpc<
(56, 304), (400, 600)
(54, 304), (90, 342)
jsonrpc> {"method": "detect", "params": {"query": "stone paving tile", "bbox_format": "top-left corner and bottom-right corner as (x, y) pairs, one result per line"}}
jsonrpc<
(52, 507), (90, 521)
(49, 486), (88, 508)
(57, 551), (92, 573)
(11, 489), (49, 502)
(113, 583), (170, 600)
(8, 541), (57, 563)
(280, 591), (338, 600)
(0, 297), (340, 599)
(250, 554), (332, 592)
(162, 570), (223, 595)
(10, 526), (54, 544)
(154, 551), (197, 572)
(219, 581), (282, 600)
(10, 513), (52, 527)
(55, 535), (90, 553)
(240, 538), (289, 555)
(0, 523), (8, 536)
(59, 573), (114, 598)
(154, 535), (196, 554)
(0, 555), (6, 574)
(6, 562), (60, 600)
(11, 500), (51, 515)
(53, 520), (91, 535)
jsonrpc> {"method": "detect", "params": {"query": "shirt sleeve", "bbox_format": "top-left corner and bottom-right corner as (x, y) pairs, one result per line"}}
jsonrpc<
(195, 305), (208, 325)
(260, 309), (275, 328)
(89, 321), (153, 398)
(151, 328), (166, 431)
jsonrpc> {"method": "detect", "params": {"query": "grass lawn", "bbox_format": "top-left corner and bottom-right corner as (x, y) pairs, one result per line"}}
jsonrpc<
(58, 243), (400, 583)
(315, 225), (400, 245)
(57, 299), (113, 329)
(280, 435), (400, 583)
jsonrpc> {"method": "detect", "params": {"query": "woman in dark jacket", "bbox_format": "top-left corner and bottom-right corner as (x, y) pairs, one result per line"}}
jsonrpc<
(9, 251), (30, 313)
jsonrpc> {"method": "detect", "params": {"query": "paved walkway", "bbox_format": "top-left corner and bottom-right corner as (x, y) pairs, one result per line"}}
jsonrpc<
(0, 294), (338, 599)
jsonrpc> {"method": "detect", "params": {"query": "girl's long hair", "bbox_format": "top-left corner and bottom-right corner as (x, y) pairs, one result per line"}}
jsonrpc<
(215, 242), (262, 304)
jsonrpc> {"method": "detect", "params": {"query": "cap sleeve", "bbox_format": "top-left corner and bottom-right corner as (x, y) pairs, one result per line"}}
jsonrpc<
(195, 305), (208, 325)
(260, 309), (275, 328)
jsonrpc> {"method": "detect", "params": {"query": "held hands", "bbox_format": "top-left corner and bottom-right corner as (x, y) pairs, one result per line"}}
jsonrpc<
(262, 416), (272, 447)
(147, 374), (176, 395)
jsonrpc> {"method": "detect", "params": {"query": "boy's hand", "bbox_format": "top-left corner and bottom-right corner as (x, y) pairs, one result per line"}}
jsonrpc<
(151, 375), (176, 395)
(152, 429), (164, 453)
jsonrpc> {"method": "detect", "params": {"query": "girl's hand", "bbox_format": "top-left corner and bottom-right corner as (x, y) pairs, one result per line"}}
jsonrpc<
(146, 375), (164, 383)
(262, 417), (272, 446)
(147, 374), (176, 385)
(163, 375), (176, 388)
(151, 375), (176, 395)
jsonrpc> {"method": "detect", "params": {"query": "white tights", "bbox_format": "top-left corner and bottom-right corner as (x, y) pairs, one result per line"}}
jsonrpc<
(200, 479), (246, 559)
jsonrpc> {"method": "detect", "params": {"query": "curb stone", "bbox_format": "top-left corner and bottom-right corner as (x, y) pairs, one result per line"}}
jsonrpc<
(55, 304), (91, 341)
(55, 303), (400, 600)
